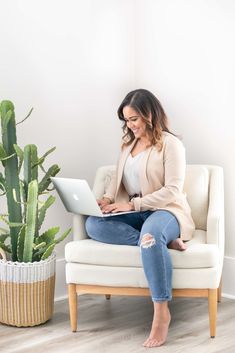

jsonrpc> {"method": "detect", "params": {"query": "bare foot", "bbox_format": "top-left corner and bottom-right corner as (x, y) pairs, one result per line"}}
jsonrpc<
(168, 238), (187, 251)
(143, 306), (171, 348)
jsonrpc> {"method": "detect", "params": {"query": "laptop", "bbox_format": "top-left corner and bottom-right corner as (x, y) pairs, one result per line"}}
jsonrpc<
(51, 177), (137, 217)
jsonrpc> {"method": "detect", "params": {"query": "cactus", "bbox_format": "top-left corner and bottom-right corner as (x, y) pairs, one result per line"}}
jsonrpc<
(23, 180), (38, 262)
(0, 101), (22, 261)
(24, 144), (38, 199)
(0, 100), (71, 262)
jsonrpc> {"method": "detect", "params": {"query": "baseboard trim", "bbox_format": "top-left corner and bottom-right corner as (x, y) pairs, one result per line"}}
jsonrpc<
(222, 256), (235, 298)
(54, 294), (68, 302)
(221, 293), (235, 300)
(54, 292), (234, 303)
(55, 257), (67, 301)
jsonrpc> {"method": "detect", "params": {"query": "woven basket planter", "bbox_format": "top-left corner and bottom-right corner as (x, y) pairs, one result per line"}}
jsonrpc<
(0, 252), (56, 327)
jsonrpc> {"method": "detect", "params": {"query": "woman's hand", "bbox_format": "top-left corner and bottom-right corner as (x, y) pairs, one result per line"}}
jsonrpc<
(97, 197), (111, 209)
(101, 202), (134, 214)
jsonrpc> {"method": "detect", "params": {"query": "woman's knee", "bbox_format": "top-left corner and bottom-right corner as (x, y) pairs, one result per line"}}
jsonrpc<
(140, 211), (179, 245)
(85, 216), (102, 236)
(140, 233), (157, 248)
(140, 223), (165, 245)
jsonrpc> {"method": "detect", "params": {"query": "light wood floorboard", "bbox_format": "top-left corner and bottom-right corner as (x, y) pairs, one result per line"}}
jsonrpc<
(0, 295), (235, 353)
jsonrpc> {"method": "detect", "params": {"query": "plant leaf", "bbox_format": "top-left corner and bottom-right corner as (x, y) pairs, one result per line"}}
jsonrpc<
(38, 195), (55, 230)
(0, 233), (10, 242)
(33, 241), (46, 250)
(16, 107), (33, 125)
(41, 242), (56, 260)
(0, 227), (9, 233)
(0, 143), (7, 159)
(0, 152), (16, 161)
(0, 242), (11, 253)
(33, 146), (56, 168)
(55, 228), (71, 244)
(38, 164), (60, 194)
(38, 226), (60, 244)
(0, 173), (6, 195)
(13, 144), (24, 172)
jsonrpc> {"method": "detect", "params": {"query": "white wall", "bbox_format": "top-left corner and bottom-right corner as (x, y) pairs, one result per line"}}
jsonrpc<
(135, 0), (235, 297)
(1, 0), (234, 299)
(0, 0), (135, 299)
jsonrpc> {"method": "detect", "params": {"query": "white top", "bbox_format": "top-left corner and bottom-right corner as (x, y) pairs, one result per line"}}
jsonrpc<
(122, 151), (145, 197)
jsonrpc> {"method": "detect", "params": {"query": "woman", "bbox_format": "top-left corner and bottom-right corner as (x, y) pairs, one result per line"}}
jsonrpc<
(85, 89), (195, 348)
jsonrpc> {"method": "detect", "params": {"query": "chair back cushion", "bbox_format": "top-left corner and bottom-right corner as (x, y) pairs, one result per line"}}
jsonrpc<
(92, 165), (116, 199)
(184, 165), (209, 230)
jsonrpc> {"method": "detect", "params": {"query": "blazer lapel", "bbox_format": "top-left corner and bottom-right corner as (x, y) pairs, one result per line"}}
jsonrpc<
(139, 146), (153, 193)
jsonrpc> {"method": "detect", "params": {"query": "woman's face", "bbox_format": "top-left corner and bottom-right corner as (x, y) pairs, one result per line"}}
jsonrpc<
(122, 105), (147, 139)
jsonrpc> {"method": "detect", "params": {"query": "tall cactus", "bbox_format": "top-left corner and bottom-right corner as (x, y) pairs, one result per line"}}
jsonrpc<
(0, 101), (22, 261)
(0, 100), (70, 262)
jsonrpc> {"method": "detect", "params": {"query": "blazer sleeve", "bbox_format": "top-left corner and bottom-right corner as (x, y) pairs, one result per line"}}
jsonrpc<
(132, 137), (186, 211)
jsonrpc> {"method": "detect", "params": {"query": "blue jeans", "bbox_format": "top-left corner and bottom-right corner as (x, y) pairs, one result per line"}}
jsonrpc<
(85, 210), (180, 302)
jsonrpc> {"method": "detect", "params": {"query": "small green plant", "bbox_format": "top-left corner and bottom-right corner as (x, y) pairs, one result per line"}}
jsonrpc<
(0, 100), (71, 262)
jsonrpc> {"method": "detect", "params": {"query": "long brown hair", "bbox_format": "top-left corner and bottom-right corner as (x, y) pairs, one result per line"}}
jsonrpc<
(117, 89), (174, 151)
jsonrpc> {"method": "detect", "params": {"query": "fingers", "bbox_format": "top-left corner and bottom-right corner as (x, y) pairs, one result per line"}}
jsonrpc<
(102, 204), (118, 213)
(101, 202), (132, 213)
(97, 199), (109, 210)
(97, 198), (111, 208)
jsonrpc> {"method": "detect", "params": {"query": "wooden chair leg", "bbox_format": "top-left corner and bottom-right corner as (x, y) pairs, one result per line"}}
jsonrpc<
(68, 284), (77, 332)
(217, 278), (222, 303)
(105, 294), (111, 300)
(208, 289), (217, 338)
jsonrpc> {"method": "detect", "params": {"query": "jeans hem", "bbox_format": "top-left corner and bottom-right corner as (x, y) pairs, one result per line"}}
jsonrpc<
(152, 296), (172, 302)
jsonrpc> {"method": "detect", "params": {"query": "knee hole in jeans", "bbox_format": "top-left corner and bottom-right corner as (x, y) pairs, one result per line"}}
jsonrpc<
(140, 233), (156, 249)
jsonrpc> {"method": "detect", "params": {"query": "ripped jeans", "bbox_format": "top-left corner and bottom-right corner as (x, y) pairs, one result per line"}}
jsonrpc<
(85, 210), (180, 302)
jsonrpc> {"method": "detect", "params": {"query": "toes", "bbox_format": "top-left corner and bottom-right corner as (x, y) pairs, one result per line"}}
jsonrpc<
(150, 339), (159, 347)
(142, 338), (151, 347)
(143, 338), (164, 348)
(178, 239), (187, 250)
(155, 339), (165, 347)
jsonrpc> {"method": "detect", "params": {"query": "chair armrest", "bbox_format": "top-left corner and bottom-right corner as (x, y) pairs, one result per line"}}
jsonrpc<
(206, 167), (224, 255)
(72, 214), (88, 241)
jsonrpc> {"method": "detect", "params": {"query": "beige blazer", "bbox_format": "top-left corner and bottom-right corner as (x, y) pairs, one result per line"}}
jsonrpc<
(104, 132), (195, 240)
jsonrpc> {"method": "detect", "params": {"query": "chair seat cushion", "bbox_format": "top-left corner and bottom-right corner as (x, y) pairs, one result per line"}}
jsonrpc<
(65, 230), (220, 269)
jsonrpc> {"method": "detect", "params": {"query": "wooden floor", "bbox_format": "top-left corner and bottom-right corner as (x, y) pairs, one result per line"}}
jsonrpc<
(0, 295), (235, 353)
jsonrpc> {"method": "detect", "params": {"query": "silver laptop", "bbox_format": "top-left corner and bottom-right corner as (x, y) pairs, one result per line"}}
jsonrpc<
(51, 177), (137, 217)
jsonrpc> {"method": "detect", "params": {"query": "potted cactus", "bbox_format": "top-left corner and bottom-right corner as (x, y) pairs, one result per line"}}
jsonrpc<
(0, 101), (71, 327)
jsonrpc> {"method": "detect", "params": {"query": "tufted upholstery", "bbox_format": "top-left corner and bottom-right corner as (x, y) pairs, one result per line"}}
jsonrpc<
(65, 164), (224, 338)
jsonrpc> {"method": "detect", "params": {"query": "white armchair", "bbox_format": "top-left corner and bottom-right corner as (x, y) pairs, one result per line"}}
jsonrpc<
(65, 165), (224, 338)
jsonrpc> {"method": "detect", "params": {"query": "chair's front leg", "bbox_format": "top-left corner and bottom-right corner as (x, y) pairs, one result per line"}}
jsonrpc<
(208, 289), (217, 338)
(68, 284), (77, 332)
